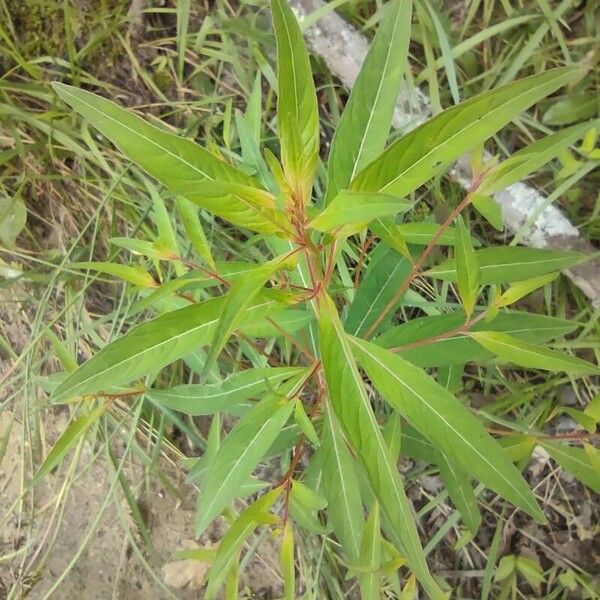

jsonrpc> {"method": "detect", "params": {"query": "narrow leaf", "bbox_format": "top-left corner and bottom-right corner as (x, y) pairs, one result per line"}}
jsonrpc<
(52, 292), (289, 403)
(310, 191), (410, 237)
(326, 0), (412, 201)
(280, 523), (295, 600)
(358, 502), (382, 600)
(318, 293), (443, 598)
(542, 442), (600, 494)
(351, 67), (584, 197)
(70, 261), (157, 288)
(271, 0), (319, 198)
(454, 216), (479, 317)
(469, 331), (600, 375)
(426, 246), (589, 284)
(349, 336), (545, 522)
(195, 375), (303, 535)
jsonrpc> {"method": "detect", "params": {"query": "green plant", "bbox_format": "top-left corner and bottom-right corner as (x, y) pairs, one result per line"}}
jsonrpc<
(43, 0), (599, 597)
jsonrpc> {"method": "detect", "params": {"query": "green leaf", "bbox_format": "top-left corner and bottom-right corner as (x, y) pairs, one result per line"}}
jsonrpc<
(205, 487), (282, 599)
(52, 83), (289, 236)
(319, 403), (364, 563)
(351, 67), (584, 197)
(280, 522), (295, 600)
(370, 217), (411, 258)
(479, 121), (597, 194)
(195, 375), (303, 535)
(32, 403), (108, 485)
(202, 253), (298, 376)
(293, 400), (320, 447)
(175, 197), (216, 270)
(51, 292), (289, 403)
(309, 191), (410, 237)
(495, 272), (559, 308)
(471, 193), (503, 231)
(375, 311), (576, 368)
(437, 452), (481, 534)
(391, 222), (463, 246)
(271, 0), (319, 198)
(291, 479), (327, 511)
(454, 216), (479, 317)
(358, 502), (382, 600)
(0, 194), (26, 248)
(426, 246), (589, 285)
(148, 367), (303, 415)
(469, 331), (600, 375)
(349, 336), (545, 522)
(318, 293), (443, 599)
(541, 443), (600, 494)
(70, 261), (157, 288)
(543, 94), (599, 126)
(326, 0), (412, 202)
(345, 244), (412, 337)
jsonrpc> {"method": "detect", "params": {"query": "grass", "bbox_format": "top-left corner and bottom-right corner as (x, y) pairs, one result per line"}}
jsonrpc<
(0, 0), (599, 598)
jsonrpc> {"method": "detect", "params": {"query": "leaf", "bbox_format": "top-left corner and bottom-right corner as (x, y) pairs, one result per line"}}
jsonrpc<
(454, 216), (479, 317)
(345, 244), (412, 337)
(542, 442), (600, 494)
(319, 403), (364, 563)
(370, 217), (411, 258)
(194, 375), (302, 535)
(293, 400), (320, 447)
(32, 403), (108, 485)
(309, 191), (410, 237)
(426, 246), (589, 285)
(479, 121), (596, 194)
(471, 193), (503, 231)
(391, 222), (462, 246)
(495, 272), (559, 308)
(52, 83), (288, 236)
(51, 292), (289, 403)
(543, 94), (599, 126)
(374, 311), (576, 367)
(357, 502), (382, 600)
(326, 0), (412, 201)
(70, 261), (157, 288)
(205, 487), (282, 599)
(469, 331), (600, 375)
(148, 367), (303, 415)
(350, 67), (584, 197)
(280, 523), (295, 600)
(437, 453), (481, 534)
(349, 336), (545, 522)
(175, 197), (216, 270)
(318, 293), (444, 599)
(202, 252), (298, 376)
(0, 195), (26, 247)
(271, 0), (319, 199)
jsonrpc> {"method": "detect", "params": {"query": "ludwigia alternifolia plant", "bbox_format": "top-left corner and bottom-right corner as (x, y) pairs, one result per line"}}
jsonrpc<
(46, 0), (599, 596)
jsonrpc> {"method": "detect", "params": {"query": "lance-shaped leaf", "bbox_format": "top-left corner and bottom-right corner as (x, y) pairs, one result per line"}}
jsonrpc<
(32, 403), (108, 485)
(357, 502), (382, 600)
(454, 216), (479, 317)
(349, 336), (545, 522)
(326, 0), (413, 202)
(271, 0), (319, 198)
(148, 366), (303, 415)
(195, 374), (305, 536)
(52, 83), (289, 236)
(541, 442), (600, 494)
(469, 331), (600, 375)
(426, 246), (589, 285)
(205, 487), (282, 599)
(51, 291), (290, 403)
(280, 522), (295, 600)
(202, 252), (298, 376)
(479, 120), (597, 194)
(346, 244), (412, 337)
(175, 197), (216, 269)
(320, 403), (364, 563)
(309, 191), (410, 237)
(375, 311), (576, 367)
(350, 66), (584, 196)
(318, 293), (444, 599)
(69, 261), (157, 288)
